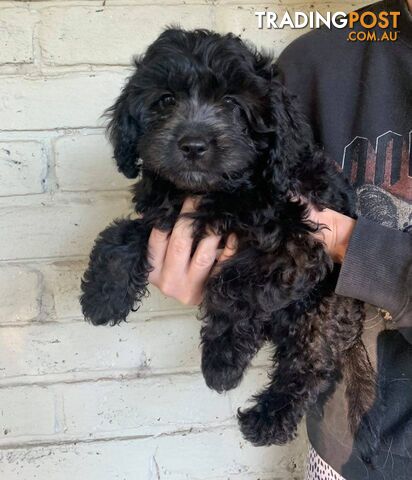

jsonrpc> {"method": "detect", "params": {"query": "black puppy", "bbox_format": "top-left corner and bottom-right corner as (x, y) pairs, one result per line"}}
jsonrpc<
(81, 28), (376, 455)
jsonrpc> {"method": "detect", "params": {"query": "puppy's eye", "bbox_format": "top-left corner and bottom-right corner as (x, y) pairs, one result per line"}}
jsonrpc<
(223, 96), (236, 106)
(159, 94), (176, 108)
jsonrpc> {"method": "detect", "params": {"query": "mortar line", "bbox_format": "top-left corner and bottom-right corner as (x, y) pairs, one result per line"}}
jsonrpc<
(0, 423), (238, 451)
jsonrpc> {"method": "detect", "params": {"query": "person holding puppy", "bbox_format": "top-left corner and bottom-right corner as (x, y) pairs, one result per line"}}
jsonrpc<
(148, 0), (412, 478)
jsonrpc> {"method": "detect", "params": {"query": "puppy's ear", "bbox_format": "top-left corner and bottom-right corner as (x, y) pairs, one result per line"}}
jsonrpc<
(106, 81), (143, 179)
(261, 64), (313, 195)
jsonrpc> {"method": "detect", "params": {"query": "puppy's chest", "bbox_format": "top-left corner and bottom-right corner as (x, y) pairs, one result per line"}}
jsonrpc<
(190, 204), (279, 249)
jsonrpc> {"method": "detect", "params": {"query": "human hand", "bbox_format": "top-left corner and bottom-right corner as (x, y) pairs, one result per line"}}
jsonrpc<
(305, 203), (356, 264)
(148, 197), (237, 305)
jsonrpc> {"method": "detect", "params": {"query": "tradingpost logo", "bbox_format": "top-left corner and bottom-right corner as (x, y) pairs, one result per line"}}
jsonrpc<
(255, 10), (401, 42)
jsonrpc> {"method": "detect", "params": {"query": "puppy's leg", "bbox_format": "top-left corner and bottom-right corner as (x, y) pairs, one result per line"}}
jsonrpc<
(81, 218), (151, 325)
(200, 236), (330, 394)
(238, 303), (340, 446)
(200, 259), (267, 393)
(238, 357), (335, 445)
(200, 310), (266, 393)
(238, 381), (307, 446)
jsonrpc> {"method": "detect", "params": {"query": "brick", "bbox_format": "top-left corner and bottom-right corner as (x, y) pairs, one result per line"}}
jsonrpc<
(42, 260), (86, 320)
(252, 343), (272, 368)
(0, 72), (127, 131)
(54, 133), (133, 192)
(0, 312), (269, 382)
(62, 368), (277, 439)
(0, 266), (40, 324)
(62, 375), (232, 437)
(0, 8), (35, 64)
(153, 429), (307, 479)
(228, 366), (272, 412)
(216, 3), (361, 58)
(0, 141), (46, 196)
(0, 386), (55, 439)
(0, 317), (200, 379)
(39, 6), (213, 66)
(42, 260), (190, 320)
(0, 193), (131, 260)
(213, 0), (364, 4)
(215, 5), (307, 58)
(0, 429), (305, 479)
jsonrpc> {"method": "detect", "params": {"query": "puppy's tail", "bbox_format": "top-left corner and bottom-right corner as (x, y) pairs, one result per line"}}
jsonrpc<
(343, 339), (380, 467)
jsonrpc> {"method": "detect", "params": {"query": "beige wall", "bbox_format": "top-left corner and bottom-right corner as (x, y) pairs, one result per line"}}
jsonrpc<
(0, 1), (366, 478)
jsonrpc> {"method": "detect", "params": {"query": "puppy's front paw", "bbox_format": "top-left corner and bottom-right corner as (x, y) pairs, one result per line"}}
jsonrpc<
(238, 393), (299, 446)
(80, 281), (133, 326)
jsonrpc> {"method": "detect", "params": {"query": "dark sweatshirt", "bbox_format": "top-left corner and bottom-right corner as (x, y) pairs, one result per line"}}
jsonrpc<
(278, 0), (412, 478)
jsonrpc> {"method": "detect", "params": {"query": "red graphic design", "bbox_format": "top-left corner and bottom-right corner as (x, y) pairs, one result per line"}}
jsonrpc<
(342, 131), (412, 203)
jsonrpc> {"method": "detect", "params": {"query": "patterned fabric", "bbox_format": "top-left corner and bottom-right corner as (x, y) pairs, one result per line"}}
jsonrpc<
(305, 446), (346, 480)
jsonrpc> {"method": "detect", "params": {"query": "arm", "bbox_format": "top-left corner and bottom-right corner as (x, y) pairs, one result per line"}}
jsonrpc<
(310, 207), (412, 342)
(278, 32), (412, 328)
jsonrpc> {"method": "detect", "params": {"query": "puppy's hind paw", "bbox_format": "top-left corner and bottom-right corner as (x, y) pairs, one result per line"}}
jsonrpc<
(238, 393), (298, 446)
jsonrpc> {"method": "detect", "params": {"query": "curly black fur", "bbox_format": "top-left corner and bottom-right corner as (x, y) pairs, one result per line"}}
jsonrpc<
(80, 27), (378, 463)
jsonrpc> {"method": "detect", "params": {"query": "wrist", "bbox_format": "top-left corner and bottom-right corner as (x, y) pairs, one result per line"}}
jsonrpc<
(331, 212), (356, 263)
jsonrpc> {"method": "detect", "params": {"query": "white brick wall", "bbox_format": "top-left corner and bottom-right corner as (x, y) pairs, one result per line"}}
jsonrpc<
(0, 1), (367, 478)
(38, 6), (215, 65)
(0, 9), (35, 64)
(54, 134), (132, 191)
(0, 73), (127, 130)
(0, 266), (41, 323)
(0, 141), (46, 195)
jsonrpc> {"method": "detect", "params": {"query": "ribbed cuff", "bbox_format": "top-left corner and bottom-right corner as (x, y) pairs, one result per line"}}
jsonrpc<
(335, 217), (412, 320)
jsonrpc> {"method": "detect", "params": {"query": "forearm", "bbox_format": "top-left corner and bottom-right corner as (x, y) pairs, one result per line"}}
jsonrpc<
(335, 217), (412, 322)
(309, 207), (412, 341)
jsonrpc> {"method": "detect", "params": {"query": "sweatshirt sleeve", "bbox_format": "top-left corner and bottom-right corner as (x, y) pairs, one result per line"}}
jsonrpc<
(336, 217), (412, 342)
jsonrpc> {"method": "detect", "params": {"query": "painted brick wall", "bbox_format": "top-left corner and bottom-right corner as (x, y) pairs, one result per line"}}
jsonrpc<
(0, 1), (365, 478)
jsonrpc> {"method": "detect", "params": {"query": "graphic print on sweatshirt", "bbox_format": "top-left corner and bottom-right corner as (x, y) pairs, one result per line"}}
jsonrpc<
(342, 130), (412, 231)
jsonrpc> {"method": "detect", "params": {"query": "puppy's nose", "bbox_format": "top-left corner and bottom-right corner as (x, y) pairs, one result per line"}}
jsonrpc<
(178, 136), (209, 157)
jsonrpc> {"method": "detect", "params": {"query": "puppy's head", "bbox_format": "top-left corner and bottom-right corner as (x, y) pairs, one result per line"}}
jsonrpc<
(107, 28), (310, 193)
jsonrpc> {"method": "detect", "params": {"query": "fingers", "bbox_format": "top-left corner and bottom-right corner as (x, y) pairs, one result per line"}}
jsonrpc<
(186, 233), (221, 289)
(180, 196), (198, 213)
(148, 196), (238, 306)
(161, 197), (197, 278)
(158, 231), (220, 305)
(217, 233), (237, 263)
(147, 228), (169, 283)
(148, 197), (195, 284)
